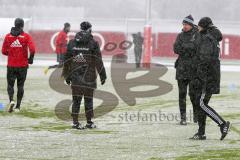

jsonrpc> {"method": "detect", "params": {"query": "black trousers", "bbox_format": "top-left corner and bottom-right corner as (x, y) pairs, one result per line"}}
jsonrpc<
(7, 67), (28, 107)
(134, 47), (142, 68)
(177, 79), (197, 121)
(190, 79), (226, 135)
(71, 85), (94, 124)
(57, 53), (65, 64)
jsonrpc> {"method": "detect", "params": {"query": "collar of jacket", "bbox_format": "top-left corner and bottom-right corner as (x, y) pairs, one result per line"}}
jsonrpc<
(182, 27), (196, 34)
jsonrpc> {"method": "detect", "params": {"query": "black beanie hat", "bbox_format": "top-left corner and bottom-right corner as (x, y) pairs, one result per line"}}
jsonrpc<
(64, 22), (70, 28)
(182, 15), (194, 26)
(14, 18), (24, 28)
(198, 17), (213, 29)
(80, 21), (92, 31)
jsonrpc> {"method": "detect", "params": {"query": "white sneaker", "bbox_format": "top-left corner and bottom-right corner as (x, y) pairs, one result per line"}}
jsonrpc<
(85, 122), (97, 129)
(72, 123), (85, 130)
(8, 101), (15, 113)
(14, 107), (20, 113)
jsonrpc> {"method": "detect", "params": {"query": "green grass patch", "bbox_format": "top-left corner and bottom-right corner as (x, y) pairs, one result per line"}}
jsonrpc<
(231, 126), (240, 136)
(11, 121), (117, 134)
(148, 158), (164, 160)
(115, 99), (178, 111)
(222, 113), (240, 120)
(0, 102), (56, 119)
(175, 148), (240, 160)
(229, 140), (238, 144)
(15, 107), (56, 119)
(0, 110), (10, 116)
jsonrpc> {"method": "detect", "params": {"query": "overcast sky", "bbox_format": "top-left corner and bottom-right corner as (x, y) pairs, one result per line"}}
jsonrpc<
(0, 0), (239, 22)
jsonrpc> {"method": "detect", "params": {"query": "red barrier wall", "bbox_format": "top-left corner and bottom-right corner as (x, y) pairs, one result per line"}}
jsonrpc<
(29, 30), (127, 55)
(153, 33), (240, 59)
(30, 30), (240, 59)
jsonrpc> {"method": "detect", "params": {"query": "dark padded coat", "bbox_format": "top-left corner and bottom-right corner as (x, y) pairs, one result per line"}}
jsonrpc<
(62, 31), (106, 89)
(173, 26), (199, 80)
(191, 26), (222, 94)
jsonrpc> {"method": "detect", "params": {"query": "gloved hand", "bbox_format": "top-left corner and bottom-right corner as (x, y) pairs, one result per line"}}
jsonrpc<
(65, 78), (72, 86)
(28, 54), (34, 64)
(101, 78), (106, 85)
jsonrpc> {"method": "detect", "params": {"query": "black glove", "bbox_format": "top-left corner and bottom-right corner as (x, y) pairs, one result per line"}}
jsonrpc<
(101, 78), (106, 85)
(65, 77), (72, 86)
(28, 54), (34, 64)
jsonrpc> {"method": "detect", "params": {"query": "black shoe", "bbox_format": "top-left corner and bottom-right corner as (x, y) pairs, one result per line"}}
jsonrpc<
(180, 119), (187, 125)
(85, 122), (97, 129)
(220, 121), (230, 140)
(189, 133), (206, 140)
(72, 123), (85, 130)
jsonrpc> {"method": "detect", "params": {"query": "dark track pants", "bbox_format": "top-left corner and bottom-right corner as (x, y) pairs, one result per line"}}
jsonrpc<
(7, 67), (28, 108)
(190, 79), (226, 135)
(71, 86), (94, 124)
(134, 47), (142, 68)
(177, 79), (197, 121)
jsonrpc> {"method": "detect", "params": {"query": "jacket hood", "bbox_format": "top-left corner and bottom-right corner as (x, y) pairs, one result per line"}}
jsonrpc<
(10, 27), (23, 36)
(75, 31), (93, 44)
(207, 26), (223, 42)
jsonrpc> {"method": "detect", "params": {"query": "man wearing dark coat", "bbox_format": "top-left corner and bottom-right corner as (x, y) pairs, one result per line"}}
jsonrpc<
(189, 17), (230, 140)
(173, 15), (199, 125)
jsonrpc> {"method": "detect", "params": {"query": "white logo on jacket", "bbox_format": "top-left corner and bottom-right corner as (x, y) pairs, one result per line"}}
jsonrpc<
(73, 53), (87, 63)
(10, 39), (22, 47)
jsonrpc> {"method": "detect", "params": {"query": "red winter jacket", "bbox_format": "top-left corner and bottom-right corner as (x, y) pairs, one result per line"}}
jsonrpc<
(2, 27), (35, 67)
(55, 30), (68, 54)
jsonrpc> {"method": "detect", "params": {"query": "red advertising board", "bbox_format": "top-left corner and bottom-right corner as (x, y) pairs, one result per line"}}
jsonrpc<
(29, 30), (240, 59)
(29, 30), (127, 56)
(153, 33), (240, 59)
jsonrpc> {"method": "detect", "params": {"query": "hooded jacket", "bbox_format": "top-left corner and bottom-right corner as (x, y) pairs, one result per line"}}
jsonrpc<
(192, 26), (222, 94)
(62, 31), (106, 89)
(1, 27), (35, 67)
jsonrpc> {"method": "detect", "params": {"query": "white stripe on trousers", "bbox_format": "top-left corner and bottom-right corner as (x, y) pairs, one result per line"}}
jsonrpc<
(200, 92), (223, 125)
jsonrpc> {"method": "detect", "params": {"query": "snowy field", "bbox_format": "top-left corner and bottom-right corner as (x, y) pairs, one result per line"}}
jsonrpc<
(0, 56), (240, 160)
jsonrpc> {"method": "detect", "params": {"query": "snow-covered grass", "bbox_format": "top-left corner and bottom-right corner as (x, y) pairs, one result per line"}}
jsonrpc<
(0, 65), (240, 160)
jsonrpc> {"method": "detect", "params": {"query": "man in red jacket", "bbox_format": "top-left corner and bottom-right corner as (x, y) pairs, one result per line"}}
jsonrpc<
(56, 22), (70, 64)
(1, 18), (35, 113)
(44, 23), (70, 74)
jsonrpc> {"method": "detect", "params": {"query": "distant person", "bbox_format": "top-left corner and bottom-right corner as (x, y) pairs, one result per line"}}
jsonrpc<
(132, 32), (143, 68)
(44, 22), (70, 74)
(173, 15), (199, 125)
(1, 18), (35, 112)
